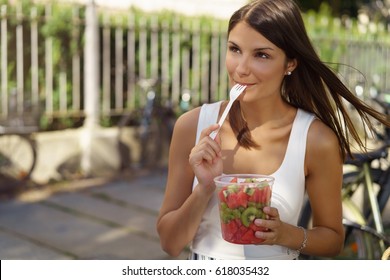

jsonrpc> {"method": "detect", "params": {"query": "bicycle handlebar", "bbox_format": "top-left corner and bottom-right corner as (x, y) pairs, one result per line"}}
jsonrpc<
(345, 144), (389, 166)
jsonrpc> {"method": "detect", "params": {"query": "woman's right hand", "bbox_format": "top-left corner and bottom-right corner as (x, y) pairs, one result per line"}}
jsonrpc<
(188, 124), (223, 192)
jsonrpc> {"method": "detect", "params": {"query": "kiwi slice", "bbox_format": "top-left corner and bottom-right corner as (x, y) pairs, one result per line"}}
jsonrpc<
(220, 205), (241, 223)
(241, 206), (261, 227)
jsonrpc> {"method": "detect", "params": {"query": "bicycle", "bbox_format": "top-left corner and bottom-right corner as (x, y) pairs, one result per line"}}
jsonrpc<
(0, 113), (38, 189)
(298, 93), (390, 259)
(118, 78), (177, 170)
(299, 146), (390, 259)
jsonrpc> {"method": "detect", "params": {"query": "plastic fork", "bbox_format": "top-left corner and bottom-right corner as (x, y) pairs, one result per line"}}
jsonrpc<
(210, 84), (247, 140)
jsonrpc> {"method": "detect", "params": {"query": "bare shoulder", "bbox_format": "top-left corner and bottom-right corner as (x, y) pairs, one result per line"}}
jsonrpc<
(169, 106), (201, 152)
(173, 106), (201, 137)
(308, 119), (339, 148)
(305, 119), (342, 172)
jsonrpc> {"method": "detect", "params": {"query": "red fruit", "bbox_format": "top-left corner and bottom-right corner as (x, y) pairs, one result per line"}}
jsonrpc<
(230, 177), (238, 183)
(218, 187), (228, 203)
(235, 225), (249, 243)
(249, 188), (261, 203)
(242, 228), (266, 244)
(222, 220), (239, 241)
(234, 218), (243, 228)
(241, 229), (256, 242)
(261, 185), (271, 204)
(249, 223), (267, 232)
(236, 191), (249, 208)
(226, 193), (241, 209)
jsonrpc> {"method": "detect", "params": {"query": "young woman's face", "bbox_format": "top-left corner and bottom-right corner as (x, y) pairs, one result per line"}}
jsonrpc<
(226, 22), (294, 102)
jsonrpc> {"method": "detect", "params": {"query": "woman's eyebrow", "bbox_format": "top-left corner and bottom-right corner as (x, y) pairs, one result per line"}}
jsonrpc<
(228, 41), (273, 50)
(228, 41), (274, 52)
(227, 40), (239, 46)
(254, 47), (274, 52)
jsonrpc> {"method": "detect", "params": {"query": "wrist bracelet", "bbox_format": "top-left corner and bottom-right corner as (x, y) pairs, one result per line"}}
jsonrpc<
(287, 226), (307, 257)
(296, 226), (307, 254)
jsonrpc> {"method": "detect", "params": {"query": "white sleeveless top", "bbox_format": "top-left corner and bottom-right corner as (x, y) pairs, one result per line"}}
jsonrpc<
(191, 101), (315, 259)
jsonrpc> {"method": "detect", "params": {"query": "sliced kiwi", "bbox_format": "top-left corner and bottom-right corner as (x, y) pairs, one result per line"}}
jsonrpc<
(242, 186), (255, 195)
(241, 206), (261, 227)
(220, 204), (241, 223)
(220, 208), (234, 223)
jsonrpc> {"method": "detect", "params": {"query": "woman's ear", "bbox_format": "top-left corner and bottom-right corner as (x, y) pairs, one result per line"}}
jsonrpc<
(287, 58), (298, 73)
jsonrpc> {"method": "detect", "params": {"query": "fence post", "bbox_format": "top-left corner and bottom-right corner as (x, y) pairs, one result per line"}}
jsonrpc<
(81, 0), (100, 176)
(1, 5), (7, 117)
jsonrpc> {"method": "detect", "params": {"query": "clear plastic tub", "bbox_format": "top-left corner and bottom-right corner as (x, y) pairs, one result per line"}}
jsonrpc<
(214, 174), (275, 244)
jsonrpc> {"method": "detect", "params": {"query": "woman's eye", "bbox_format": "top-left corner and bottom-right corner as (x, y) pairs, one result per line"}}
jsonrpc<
(255, 52), (269, 59)
(228, 46), (240, 53)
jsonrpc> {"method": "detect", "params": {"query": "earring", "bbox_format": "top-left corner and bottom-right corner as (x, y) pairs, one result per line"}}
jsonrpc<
(287, 71), (292, 76)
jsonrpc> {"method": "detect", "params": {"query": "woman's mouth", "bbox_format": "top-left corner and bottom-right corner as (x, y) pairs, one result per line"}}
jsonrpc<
(236, 83), (254, 89)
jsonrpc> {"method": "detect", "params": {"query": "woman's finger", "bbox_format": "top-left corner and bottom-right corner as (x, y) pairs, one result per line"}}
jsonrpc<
(199, 124), (219, 139)
(263, 206), (279, 220)
(190, 140), (219, 165)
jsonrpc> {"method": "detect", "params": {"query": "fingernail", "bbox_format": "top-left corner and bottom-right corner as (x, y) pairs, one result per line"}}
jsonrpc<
(254, 219), (263, 226)
(255, 231), (264, 238)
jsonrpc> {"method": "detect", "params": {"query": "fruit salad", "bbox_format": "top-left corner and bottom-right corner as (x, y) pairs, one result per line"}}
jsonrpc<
(214, 175), (274, 244)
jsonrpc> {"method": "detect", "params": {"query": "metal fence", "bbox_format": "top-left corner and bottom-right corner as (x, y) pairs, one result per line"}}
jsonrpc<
(0, 2), (389, 128)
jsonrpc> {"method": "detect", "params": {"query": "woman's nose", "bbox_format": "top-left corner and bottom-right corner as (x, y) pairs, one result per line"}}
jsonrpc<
(236, 58), (250, 76)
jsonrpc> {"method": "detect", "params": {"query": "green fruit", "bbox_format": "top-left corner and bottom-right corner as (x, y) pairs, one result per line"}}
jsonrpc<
(243, 186), (255, 195)
(255, 208), (266, 219)
(232, 209), (241, 218)
(221, 209), (234, 223)
(241, 206), (260, 227)
(227, 185), (239, 193)
(244, 178), (256, 183)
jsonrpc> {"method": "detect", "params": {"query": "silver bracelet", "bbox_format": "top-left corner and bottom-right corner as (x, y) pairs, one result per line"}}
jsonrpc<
(287, 226), (307, 257)
(296, 226), (308, 254)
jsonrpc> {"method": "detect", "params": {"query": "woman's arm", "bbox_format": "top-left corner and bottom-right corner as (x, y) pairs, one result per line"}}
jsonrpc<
(156, 108), (222, 257)
(254, 119), (344, 257)
(301, 119), (345, 256)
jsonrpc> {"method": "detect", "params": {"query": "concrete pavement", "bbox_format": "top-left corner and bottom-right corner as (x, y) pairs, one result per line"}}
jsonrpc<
(1, 168), (389, 260)
(0, 169), (188, 260)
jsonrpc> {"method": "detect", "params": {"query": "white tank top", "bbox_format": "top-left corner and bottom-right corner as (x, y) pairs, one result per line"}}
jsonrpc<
(191, 101), (315, 259)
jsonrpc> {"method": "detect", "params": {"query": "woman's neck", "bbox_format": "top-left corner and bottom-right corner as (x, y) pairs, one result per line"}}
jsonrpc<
(239, 99), (295, 130)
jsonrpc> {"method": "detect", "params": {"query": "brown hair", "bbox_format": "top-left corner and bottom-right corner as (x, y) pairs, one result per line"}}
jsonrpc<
(227, 0), (390, 159)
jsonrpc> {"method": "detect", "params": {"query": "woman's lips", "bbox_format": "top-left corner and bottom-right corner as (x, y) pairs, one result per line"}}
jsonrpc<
(236, 83), (254, 89)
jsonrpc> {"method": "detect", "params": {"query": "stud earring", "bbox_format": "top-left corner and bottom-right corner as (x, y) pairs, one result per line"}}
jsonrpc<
(287, 71), (292, 76)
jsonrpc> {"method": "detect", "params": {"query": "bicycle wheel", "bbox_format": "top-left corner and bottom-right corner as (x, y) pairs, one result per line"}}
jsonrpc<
(0, 134), (37, 184)
(299, 223), (375, 259)
(117, 111), (140, 171)
(344, 220), (390, 259)
(298, 199), (380, 259)
(376, 170), (390, 216)
(139, 114), (164, 168)
(339, 224), (373, 259)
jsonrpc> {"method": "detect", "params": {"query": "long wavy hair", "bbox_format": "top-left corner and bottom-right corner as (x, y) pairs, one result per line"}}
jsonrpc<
(227, 0), (390, 159)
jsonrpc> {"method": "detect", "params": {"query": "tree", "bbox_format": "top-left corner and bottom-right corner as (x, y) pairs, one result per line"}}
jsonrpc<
(359, 0), (390, 25)
(297, 0), (361, 17)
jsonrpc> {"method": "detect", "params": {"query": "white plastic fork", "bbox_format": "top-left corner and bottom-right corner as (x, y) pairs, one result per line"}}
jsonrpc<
(210, 84), (247, 140)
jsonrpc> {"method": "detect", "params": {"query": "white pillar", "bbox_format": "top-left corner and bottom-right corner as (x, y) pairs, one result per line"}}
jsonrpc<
(81, 0), (100, 175)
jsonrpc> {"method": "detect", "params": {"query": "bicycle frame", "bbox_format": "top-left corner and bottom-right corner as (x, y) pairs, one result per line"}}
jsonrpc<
(342, 162), (388, 256)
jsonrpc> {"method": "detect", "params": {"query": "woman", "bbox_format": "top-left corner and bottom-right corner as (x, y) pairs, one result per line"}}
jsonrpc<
(156, 0), (390, 259)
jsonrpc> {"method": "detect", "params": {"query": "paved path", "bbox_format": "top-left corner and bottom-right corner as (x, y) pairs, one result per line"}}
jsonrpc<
(0, 169), (188, 260)
(1, 169), (389, 260)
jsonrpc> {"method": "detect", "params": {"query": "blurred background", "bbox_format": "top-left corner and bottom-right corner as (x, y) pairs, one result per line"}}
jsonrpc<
(0, 0), (389, 186)
(0, 0), (389, 260)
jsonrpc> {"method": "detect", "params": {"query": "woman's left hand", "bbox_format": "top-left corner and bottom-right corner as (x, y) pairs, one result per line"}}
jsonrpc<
(253, 206), (283, 245)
